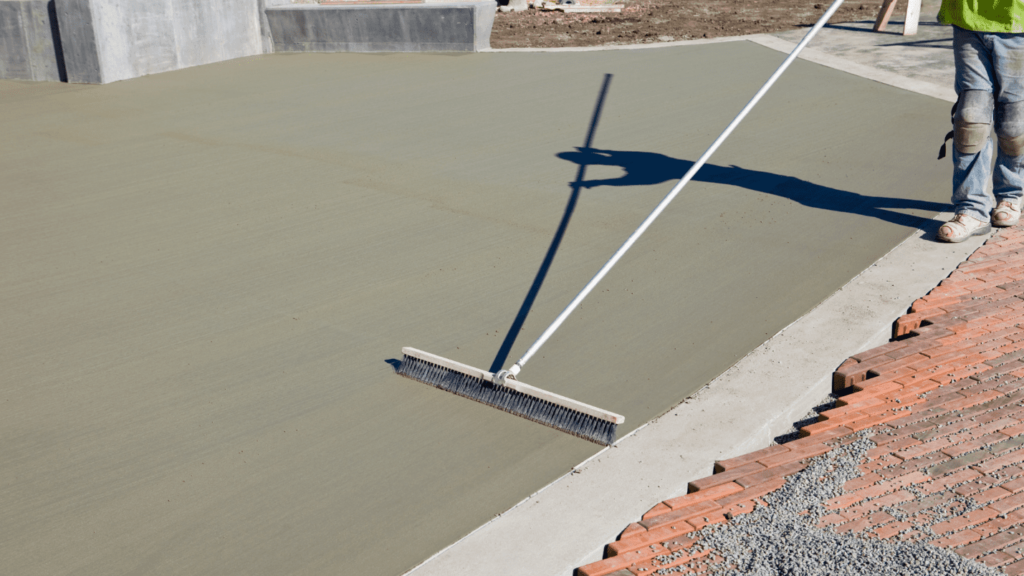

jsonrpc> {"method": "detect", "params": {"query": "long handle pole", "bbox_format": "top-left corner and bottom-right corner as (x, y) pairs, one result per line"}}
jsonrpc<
(500, 0), (846, 381)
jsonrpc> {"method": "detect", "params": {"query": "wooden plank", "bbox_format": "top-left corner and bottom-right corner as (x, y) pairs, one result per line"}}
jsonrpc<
(874, 0), (899, 32)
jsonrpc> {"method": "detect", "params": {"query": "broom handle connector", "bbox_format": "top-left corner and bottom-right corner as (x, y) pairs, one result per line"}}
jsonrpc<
(509, 0), (846, 373)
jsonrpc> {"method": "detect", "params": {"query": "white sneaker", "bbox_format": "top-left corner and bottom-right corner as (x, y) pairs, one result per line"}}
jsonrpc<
(937, 213), (991, 243)
(992, 199), (1022, 228)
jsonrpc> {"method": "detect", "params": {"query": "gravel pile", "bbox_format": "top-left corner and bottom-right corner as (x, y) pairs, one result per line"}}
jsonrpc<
(654, 433), (1002, 576)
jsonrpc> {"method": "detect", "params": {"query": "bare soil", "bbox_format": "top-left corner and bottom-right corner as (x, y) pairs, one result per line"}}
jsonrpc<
(490, 0), (881, 48)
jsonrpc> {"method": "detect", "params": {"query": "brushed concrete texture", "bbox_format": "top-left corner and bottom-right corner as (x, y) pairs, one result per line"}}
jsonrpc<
(0, 0), (65, 81)
(1, 43), (950, 576)
(54, 0), (263, 84)
(266, 1), (495, 53)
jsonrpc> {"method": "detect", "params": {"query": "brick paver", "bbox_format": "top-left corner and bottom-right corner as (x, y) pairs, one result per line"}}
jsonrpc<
(578, 225), (1024, 576)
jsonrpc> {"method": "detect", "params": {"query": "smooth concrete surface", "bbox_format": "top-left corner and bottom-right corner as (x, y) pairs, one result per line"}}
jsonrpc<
(410, 211), (989, 576)
(2, 43), (951, 575)
(0, 0), (64, 81)
(266, 1), (495, 53)
(54, 0), (264, 83)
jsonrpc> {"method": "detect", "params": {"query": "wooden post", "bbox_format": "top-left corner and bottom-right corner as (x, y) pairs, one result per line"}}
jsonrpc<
(874, 0), (921, 35)
(874, 0), (899, 32)
(904, 0), (921, 35)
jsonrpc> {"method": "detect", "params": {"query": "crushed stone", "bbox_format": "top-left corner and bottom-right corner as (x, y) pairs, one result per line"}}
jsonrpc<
(655, 433), (1003, 576)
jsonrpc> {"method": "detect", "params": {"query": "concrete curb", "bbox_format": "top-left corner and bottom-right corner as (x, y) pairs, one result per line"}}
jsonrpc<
(746, 34), (955, 103)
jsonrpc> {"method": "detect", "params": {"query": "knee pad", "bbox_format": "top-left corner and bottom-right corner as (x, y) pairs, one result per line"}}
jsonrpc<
(997, 100), (1024, 156)
(955, 90), (994, 154)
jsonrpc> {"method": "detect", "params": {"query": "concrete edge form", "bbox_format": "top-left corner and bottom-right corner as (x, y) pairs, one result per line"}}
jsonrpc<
(265, 1), (496, 53)
(404, 217), (988, 576)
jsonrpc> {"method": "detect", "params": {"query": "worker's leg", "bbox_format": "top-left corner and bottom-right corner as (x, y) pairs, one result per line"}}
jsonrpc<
(990, 32), (1024, 224)
(951, 26), (996, 223)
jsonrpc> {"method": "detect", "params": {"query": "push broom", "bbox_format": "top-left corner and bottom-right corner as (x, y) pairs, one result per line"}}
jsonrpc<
(399, 0), (847, 446)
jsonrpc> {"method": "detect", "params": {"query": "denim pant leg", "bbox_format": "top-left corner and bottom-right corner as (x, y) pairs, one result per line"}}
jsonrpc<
(953, 26), (1024, 218)
(992, 33), (1024, 204)
(953, 27), (996, 220)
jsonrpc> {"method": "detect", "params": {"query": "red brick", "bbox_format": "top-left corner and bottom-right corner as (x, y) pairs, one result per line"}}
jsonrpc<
(874, 521), (912, 539)
(943, 390), (1004, 411)
(974, 449), (1024, 475)
(833, 516), (871, 534)
(619, 523), (646, 540)
(959, 529), (1024, 559)
(975, 509), (1024, 537)
(714, 479), (786, 509)
(991, 491), (1024, 514)
(837, 387), (900, 407)
(688, 461), (766, 493)
(931, 506), (999, 535)
(617, 523), (696, 554)
(918, 468), (982, 494)
(943, 433), (1007, 458)
(815, 513), (846, 528)
(734, 460), (807, 490)
(896, 436), (953, 459)
(932, 528), (983, 549)
(798, 419), (843, 437)
(639, 500), (721, 531)
(976, 486), (1014, 505)
(714, 445), (788, 473)
(1002, 557), (1024, 576)
(1001, 477), (1024, 494)
(687, 512), (727, 530)
(846, 410), (907, 432)
(757, 442), (833, 468)
(720, 500), (757, 519)
(642, 503), (670, 520)
(664, 482), (743, 511)
(646, 547), (712, 573)
(578, 543), (670, 576)
(842, 473), (882, 492)
(979, 551), (1016, 567)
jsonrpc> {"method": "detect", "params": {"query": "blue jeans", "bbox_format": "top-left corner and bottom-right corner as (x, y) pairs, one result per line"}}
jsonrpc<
(952, 26), (1024, 221)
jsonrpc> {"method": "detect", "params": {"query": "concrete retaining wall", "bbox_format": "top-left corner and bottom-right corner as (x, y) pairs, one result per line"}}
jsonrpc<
(1, 0), (495, 83)
(0, 0), (65, 81)
(265, 2), (495, 53)
(54, 0), (265, 83)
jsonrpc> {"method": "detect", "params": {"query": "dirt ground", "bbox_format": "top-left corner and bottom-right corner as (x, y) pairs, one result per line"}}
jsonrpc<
(490, 0), (884, 48)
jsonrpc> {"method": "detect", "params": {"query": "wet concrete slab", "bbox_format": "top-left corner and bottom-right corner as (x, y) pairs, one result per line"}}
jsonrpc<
(1, 42), (951, 575)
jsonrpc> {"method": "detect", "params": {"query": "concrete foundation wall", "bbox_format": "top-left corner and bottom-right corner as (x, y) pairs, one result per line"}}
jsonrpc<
(0, 0), (65, 81)
(54, 0), (264, 83)
(266, 2), (495, 53)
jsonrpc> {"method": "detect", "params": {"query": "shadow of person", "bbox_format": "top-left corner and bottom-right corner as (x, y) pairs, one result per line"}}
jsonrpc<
(556, 147), (949, 230)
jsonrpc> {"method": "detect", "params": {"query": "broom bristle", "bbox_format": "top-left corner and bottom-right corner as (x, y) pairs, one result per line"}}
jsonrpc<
(397, 353), (617, 446)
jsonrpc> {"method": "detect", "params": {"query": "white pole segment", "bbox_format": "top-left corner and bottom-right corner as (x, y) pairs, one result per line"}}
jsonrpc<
(507, 0), (846, 376)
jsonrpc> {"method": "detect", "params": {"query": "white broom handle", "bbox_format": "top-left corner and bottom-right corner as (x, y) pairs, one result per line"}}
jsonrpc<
(506, 0), (846, 378)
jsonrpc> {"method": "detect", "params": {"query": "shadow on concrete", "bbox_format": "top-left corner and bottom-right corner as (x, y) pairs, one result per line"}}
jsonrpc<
(554, 148), (950, 230)
(46, 0), (67, 83)
(488, 73), (613, 373)
(878, 37), (952, 49)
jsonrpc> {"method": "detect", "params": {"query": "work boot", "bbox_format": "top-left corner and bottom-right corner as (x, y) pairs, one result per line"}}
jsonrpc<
(992, 199), (1022, 227)
(937, 213), (991, 243)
